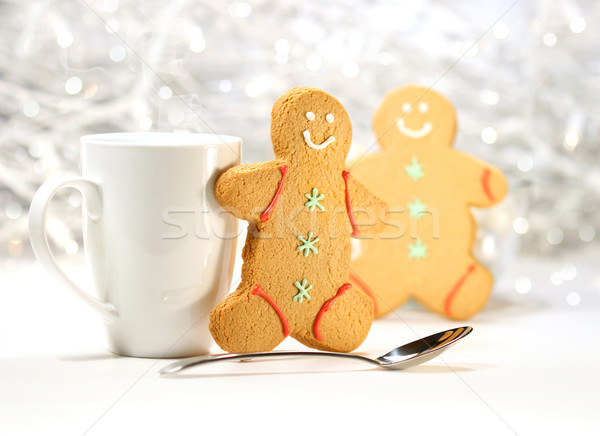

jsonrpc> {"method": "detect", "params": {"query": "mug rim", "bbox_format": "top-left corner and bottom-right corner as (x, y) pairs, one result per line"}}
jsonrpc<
(81, 132), (241, 148)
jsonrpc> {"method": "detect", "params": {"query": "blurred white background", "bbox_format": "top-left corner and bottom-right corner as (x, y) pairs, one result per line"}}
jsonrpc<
(1, 0), (599, 261)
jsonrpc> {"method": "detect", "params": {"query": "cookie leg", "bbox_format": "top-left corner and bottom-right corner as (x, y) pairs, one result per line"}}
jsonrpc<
(349, 272), (381, 316)
(209, 283), (290, 353)
(349, 266), (411, 318)
(299, 283), (373, 353)
(415, 257), (493, 320)
(350, 240), (413, 318)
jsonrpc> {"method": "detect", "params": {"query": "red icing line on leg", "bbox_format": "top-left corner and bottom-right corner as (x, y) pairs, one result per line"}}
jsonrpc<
(481, 168), (495, 203)
(349, 272), (378, 316)
(251, 284), (290, 337)
(314, 283), (352, 341)
(342, 170), (360, 237)
(260, 164), (288, 223)
(444, 264), (476, 318)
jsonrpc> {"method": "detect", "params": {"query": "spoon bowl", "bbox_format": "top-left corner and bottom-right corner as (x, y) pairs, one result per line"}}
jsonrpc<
(375, 325), (472, 368)
(159, 326), (472, 375)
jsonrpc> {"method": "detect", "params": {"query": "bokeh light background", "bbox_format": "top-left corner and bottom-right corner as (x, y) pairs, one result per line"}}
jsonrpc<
(0, 0), (598, 305)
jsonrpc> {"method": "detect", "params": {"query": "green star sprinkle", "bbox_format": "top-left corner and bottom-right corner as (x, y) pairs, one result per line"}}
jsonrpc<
(405, 157), (424, 181)
(293, 279), (312, 303)
(408, 239), (428, 259)
(407, 197), (427, 219)
(297, 231), (319, 257)
(304, 188), (325, 212)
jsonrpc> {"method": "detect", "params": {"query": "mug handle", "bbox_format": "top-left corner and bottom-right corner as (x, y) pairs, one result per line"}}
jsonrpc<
(29, 177), (118, 322)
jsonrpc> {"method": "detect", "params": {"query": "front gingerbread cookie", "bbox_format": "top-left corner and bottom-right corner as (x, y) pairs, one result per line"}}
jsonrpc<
(209, 87), (387, 353)
(349, 85), (508, 320)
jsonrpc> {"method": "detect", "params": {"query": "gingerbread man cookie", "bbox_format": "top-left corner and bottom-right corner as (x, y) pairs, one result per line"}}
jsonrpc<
(349, 85), (507, 320)
(209, 87), (387, 353)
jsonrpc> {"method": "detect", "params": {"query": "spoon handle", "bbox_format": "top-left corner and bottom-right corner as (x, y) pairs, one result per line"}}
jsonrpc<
(159, 350), (376, 375)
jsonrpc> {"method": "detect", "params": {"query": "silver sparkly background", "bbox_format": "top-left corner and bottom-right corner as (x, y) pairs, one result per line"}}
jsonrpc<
(1, 0), (598, 269)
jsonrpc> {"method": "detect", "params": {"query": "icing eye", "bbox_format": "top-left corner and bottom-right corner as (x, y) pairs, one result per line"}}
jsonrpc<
(306, 112), (315, 121)
(402, 103), (411, 113)
(326, 113), (334, 123)
(419, 102), (429, 113)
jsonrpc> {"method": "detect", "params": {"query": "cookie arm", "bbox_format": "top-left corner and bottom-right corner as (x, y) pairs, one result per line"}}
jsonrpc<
(344, 171), (389, 236)
(215, 160), (288, 223)
(452, 151), (508, 207)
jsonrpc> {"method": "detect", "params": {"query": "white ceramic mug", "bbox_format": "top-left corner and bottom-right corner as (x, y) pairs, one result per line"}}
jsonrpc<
(29, 132), (241, 358)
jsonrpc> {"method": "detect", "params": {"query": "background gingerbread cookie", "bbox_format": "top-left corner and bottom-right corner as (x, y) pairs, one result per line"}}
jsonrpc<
(349, 85), (507, 320)
(210, 87), (387, 353)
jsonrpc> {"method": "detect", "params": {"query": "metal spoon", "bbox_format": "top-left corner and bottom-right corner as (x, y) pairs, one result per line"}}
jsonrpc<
(159, 326), (472, 375)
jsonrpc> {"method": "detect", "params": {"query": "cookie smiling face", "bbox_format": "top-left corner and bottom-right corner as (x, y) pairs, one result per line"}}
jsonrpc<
(271, 88), (352, 165)
(396, 101), (433, 139)
(303, 111), (336, 149)
(373, 85), (456, 149)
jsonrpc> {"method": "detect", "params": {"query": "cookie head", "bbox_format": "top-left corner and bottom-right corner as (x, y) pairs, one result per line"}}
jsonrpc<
(271, 87), (352, 165)
(373, 85), (456, 149)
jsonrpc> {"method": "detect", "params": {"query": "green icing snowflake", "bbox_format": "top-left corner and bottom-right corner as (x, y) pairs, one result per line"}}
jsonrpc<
(297, 231), (319, 257)
(304, 188), (325, 212)
(405, 157), (424, 181)
(293, 279), (312, 303)
(408, 239), (428, 259)
(407, 197), (427, 219)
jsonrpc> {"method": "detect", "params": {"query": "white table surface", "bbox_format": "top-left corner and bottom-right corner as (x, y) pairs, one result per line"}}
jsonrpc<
(1, 247), (599, 436)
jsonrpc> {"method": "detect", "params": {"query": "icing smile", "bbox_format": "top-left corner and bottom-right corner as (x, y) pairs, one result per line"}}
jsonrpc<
(303, 130), (336, 150)
(396, 118), (433, 139)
